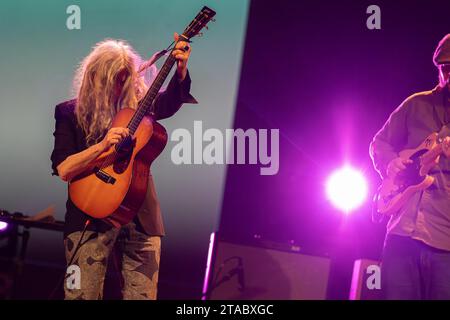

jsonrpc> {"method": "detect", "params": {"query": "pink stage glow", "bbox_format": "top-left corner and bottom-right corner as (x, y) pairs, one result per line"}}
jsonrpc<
(0, 221), (7, 231)
(326, 166), (368, 213)
(202, 231), (216, 300)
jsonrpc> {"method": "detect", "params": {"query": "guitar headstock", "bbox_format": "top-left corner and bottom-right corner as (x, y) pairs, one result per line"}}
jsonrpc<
(180, 6), (216, 41)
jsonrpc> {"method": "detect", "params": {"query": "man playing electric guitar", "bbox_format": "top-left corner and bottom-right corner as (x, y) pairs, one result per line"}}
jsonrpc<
(370, 34), (450, 300)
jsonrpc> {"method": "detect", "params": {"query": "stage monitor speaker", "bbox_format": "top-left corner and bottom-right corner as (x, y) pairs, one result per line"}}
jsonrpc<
(202, 233), (331, 300)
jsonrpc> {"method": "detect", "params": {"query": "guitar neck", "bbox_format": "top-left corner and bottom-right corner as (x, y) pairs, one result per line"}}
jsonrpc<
(124, 5), (216, 135)
(421, 136), (450, 164)
(127, 53), (177, 135)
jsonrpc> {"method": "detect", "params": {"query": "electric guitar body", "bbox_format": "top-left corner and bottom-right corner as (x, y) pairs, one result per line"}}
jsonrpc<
(375, 132), (450, 216)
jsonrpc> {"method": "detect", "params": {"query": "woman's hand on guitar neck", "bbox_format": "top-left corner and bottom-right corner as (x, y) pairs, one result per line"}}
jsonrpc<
(99, 127), (130, 152)
(172, 32), (191, 82)
(387, 157), (413, 178)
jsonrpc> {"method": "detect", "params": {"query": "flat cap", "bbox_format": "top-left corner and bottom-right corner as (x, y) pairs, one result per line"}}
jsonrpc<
(433, 34), (450, 66)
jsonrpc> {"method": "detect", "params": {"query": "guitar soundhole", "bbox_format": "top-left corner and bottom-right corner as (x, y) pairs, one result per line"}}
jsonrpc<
(116, 136), (133, 153)
(113, 137), (135, 174)
(395, 149), (428, 192)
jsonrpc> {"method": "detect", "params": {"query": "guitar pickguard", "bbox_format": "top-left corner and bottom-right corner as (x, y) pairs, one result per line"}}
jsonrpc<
(394, 149), (428, 193)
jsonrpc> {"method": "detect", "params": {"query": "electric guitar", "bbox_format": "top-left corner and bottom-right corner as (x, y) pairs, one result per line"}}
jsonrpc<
(375, 129), (450, 216)
(68, 6), (216, 226)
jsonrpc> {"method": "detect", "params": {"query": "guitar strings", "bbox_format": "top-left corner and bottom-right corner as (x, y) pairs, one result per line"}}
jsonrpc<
(97, 13), (209, 172)
(97, 54), (178, 171)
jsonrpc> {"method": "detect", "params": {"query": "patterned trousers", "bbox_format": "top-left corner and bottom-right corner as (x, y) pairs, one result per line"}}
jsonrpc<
(64, 220), (161, 300)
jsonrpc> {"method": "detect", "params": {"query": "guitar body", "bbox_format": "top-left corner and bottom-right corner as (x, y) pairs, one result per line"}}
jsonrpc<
(69, 108), (167, 223)
(376, 132), (439, 216)
(106, 121), (168, 227)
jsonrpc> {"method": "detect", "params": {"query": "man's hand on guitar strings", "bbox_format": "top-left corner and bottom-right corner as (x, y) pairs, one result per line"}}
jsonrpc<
(387, 157), (413, 178)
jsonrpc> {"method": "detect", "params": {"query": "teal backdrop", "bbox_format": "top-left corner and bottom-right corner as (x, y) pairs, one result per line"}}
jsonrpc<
(0, 0), (249, 297)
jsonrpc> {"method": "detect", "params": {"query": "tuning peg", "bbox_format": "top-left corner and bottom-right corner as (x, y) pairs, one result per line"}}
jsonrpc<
(198, 32), (203, 37)
(211, 18), (216, 22)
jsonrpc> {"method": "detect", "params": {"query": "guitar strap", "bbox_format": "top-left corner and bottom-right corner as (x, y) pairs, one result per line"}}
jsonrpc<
(443, 84), (450, 125)
(432, 86), (450, 174)
(432, 85), (450, 130)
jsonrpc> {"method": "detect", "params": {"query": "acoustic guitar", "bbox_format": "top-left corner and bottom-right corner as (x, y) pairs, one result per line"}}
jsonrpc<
(68, 6), (216, 226)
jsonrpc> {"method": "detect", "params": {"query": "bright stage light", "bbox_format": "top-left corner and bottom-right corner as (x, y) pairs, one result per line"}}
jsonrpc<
(0, 221), (7, 231)
(326, 166), (368, 213)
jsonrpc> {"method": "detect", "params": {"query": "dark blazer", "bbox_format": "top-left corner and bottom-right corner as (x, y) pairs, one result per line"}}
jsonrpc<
(51, 71), (197, 237)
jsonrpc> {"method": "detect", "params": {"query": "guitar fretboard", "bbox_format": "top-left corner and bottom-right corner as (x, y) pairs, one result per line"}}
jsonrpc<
(127, 54), (177, 135)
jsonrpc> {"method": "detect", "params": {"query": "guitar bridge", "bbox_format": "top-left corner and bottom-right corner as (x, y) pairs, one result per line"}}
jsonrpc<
(94, 167), (116, 184)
